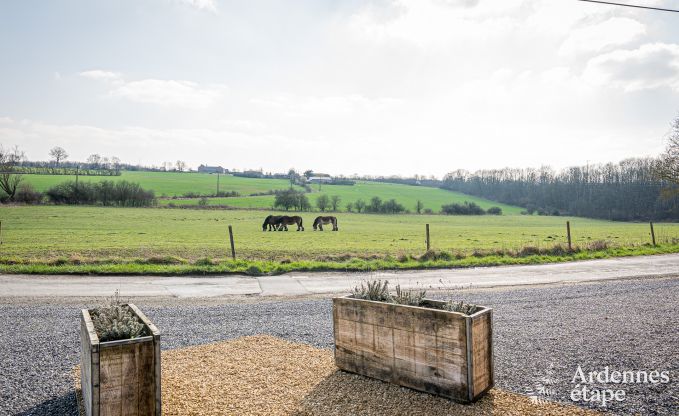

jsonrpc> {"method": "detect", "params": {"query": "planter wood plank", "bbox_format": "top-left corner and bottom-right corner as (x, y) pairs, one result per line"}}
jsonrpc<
(80, 304), (161, 416)
(333, 296), (493, 403)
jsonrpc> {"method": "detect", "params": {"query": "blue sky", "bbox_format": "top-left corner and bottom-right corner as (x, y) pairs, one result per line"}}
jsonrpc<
(1, 0), (679, 176)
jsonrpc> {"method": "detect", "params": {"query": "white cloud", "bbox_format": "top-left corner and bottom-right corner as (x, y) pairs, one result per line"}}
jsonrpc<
(584, 43), (679, 92)
(176, 0), (217, 12)
(111, 79), (223, 109)
(80, 71), (225, 109)
(79, 70), (122, 83)
(559, 17), (646, 56)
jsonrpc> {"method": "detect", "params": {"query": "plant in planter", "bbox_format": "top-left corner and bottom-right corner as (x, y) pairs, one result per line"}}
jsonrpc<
(80, 291), (161, 416)
(334, 280), (493, 403)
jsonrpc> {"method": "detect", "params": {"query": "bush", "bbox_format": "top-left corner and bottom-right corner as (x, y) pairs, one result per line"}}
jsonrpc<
(90, 290), (147, 342)
(441, 201), (485, 215)
(46, 180), (155, 206)
(198, 197), (209, 206)
(15, 183), (43, 204)
(486, 206), (502, 215)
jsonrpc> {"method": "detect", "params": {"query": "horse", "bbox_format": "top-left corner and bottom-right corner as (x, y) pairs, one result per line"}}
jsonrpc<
(313, 216), (338, 231)
(262, 215), (282, 231)
(275, 215), (304, 231)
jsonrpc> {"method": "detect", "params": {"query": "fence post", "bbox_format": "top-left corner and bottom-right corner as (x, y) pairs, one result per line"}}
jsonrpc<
(228, 225), (236, 260)
(0, 220), (2, 245)
(650, 222), (656, 246)
(566, 221), (572, 251)
(426, 224), (430, 252)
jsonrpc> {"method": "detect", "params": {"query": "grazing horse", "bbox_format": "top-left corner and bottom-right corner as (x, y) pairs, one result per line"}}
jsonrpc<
(313, 216), (338, 231)
(262, 215), (282, 231)
(276, 215), (304, 231)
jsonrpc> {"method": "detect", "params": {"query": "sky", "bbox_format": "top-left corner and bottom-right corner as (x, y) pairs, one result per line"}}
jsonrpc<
(1, 0), (679, 177)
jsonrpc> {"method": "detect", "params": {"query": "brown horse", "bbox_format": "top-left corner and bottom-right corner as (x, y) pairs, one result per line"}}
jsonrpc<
(262, 215), (282, 231)
(275, 215), (304, 231)
(313, 216), (338, 231)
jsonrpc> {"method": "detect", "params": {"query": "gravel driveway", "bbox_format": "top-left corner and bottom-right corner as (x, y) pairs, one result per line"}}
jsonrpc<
(1, 276), (677, 416)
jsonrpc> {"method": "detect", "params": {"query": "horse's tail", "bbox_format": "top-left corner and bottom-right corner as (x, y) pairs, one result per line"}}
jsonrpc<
(299, 217), (303, 227)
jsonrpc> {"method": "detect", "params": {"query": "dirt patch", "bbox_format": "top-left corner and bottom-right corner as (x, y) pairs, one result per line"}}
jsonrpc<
(74, 335), (599, 415)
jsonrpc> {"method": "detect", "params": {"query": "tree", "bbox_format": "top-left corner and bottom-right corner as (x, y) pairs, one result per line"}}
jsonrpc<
(330, 195), (341, 211)
(303, 170), (314, 179)
(288, 168), (299, 187)
(176, 160), (186, 172)
(316, 194), (330, 211)
(0, 145), (25, 200)
(49, 146), (68, 166)
(87, 154), (102, 169)
(415, 200), (424, 214)
(345, 202), (354, 212)
(111, 156), (122, 175)
(354, 199), (366, 213)
(656, 115), (679, 189)
(368, 196), (382, 213)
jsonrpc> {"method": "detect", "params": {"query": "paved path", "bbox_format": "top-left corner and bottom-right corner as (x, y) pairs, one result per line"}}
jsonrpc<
(1, 253), (678, 298)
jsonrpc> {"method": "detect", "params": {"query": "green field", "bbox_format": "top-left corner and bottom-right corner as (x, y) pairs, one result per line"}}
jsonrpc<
(160, 180), (522, 214)
(21, 171), (301, 197)
(20, 170), (523, 214)
(1, 205), (676, 274)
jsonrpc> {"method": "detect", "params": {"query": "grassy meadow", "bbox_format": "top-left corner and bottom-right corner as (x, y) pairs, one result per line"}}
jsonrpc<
(1, 205), (676, 275)
(159, 181), (523, 214)
(20, 171), (521, 214)
(21, 171), (302, 196)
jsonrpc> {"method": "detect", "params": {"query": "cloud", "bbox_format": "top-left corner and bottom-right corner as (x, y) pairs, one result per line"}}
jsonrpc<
(111, 79), (223, 109)
(176, 0), (217, 12)
(79, 70), (122, 82)
(80, 70), (225, 109)
(584, 43), (679, 92)
(559, 17), (646, 56)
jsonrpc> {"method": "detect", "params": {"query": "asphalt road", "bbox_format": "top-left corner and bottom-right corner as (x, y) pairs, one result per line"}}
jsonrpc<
(1, 276), (677, 416)
(1, 253), (679, 298)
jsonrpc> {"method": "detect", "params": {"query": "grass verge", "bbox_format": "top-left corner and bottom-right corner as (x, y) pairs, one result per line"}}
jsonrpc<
(1, 244), (677, 276)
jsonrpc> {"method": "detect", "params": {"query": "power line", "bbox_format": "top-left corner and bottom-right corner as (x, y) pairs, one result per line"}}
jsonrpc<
(576, 0), (679, 13)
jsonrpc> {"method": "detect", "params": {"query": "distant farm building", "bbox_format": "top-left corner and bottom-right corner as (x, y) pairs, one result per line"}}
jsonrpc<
(198, 165), (226, 174)
(307, 176), (333, 184)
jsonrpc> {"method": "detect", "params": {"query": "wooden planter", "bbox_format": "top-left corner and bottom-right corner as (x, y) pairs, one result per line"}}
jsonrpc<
(80, 304), (161, 416)
(333, 296), (493, 403)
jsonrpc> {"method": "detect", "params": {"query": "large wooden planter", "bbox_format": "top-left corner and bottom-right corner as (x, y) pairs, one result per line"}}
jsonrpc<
(333, 296), (493, 403)
(80, 304), (161, 416)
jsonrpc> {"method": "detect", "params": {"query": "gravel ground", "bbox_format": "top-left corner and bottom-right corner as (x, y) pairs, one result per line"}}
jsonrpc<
(75, 335), (599, 416)
(1, 276), (677, 415)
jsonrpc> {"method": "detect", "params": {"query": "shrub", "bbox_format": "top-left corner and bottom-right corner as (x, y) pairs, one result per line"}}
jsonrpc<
(486, 206), (502, 215)
(90, 290), (147, 342)
(443, 300), (478, 315)
(587, 240), (609, 251)
(15, 183), (43, 204)
(441, 201), (485, 215)
(392, 284), (426, 306)
(198, 197), (209, 206)
(351, 279), (390, 302)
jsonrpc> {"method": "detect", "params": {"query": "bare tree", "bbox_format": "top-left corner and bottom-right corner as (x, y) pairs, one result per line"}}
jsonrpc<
(86, 154), (102, 169)
(49, 146), (68, 166)
(176, 160), (186, 172)
(0, 145), (25, 200)
(111, 156), (121, 174)
(656, 116), (679, 188)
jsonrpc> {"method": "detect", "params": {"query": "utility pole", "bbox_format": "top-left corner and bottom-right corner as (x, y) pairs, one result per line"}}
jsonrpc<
(217, 173), (220, 195)
(75, 165), (80, 204)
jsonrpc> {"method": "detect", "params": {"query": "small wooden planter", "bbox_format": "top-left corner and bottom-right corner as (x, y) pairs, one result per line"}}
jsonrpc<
(333, 296), (493, 403)
(80, 304), (161, 416)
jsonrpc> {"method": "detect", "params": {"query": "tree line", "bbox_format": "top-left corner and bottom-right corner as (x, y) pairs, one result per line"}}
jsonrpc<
(441, 157), (678, 220)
